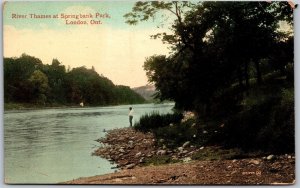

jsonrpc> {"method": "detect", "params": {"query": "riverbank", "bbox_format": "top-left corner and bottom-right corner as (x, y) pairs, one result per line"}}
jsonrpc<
(4, 102), (71, 111)
(4, 102), (151, 111)
(64, 128), (295, 185)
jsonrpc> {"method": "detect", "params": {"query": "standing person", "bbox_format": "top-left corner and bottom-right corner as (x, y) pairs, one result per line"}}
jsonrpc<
(129, 107), (134, 127)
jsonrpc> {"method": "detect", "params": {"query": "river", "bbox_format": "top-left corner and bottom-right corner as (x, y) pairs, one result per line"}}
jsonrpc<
(4, 103), (174, 184)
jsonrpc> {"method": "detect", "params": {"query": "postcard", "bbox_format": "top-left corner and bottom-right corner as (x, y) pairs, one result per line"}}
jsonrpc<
(3, 1), (295, 185)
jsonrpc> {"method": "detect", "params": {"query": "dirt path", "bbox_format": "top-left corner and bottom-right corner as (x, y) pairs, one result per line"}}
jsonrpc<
(64, 157), (295, 184)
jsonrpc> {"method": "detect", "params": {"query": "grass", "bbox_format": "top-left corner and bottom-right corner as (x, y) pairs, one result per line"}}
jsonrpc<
(191, 147), (244, 161)
(142, 155), (180, 166)
(134, 111), (183, 132)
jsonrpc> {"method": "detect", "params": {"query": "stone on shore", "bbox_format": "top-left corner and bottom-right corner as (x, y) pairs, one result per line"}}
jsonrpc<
(156, 150), (167, 155)
(267, 155), (275, 160)
(182, 141), (190, 148)
(93, 128), (205, 170)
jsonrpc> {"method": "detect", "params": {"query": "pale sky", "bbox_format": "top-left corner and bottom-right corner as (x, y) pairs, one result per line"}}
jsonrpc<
(3, 1), (171, 87)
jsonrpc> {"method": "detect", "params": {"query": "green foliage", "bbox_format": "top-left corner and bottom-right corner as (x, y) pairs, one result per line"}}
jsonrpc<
(134, 111), (183, 132)
(125, 1), (294, 154)
(124, 1), (192, 26)
(143, 155), (179, 166)
(28, 70), (49, 104)
(41, 59), (67, 103)
(114, 85), (145, 105)
(127, 1), (293, 118)
(135, 113), (219, 148)
(4, 54), (145, 108)
(4, 54), (43, 102)
(222, 87), (294, 153)
(152, 119), (198, 148)
(191, 147), (243, 161)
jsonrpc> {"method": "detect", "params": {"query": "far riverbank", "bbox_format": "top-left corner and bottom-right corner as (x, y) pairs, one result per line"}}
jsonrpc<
(4, 101), (154, 111)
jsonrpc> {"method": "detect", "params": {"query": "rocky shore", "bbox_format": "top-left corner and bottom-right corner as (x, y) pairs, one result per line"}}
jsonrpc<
(63, 127), (295, 185)
(93, 128), (200, 169)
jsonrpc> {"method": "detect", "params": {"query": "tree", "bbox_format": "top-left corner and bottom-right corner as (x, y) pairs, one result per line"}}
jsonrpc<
(28, 70), (49, 104)
(42, 59), (67, 103)
(4, 54), (43, 102)
(126, 1), (293, 117)
(4, 54), (145, 106)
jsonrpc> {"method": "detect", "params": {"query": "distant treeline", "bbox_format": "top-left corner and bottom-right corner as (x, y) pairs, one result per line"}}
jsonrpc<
(4, 54), (145, 106)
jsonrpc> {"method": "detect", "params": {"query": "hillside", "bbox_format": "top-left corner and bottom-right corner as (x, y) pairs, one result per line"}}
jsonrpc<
(4, 54), (145, 109)
(133, 85), (156, 101)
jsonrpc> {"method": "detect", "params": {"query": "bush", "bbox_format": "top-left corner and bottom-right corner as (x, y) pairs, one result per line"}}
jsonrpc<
(153, 119), (198, 148)
(256, 88), (294, 153)
(135, 112), (238, 149)
(135, 112), (206, 148)
(134, 111), (183, 132)
(221, 88), (294, 153)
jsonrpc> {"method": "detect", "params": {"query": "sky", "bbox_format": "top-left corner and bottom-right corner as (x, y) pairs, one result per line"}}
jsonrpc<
(3, 1), (172, 87)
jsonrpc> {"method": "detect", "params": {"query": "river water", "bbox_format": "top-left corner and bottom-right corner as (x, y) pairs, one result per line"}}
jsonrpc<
(4, 103), (174, 184)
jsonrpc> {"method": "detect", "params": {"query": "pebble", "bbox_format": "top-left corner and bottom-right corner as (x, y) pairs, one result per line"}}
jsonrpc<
(139, 157), (145, 163)
(249, 159), (260, 165)
(118, 148), (125, 153)
(114, 178), (123, 182)
(156, 150), (167, 155)
(182, 141), (191, 148)
(135, 152), (142, 158)
(128, 140), (133, 145)
(125, 164), (135, 169)
(267, 155), (275, 160)
(178, 147), (184, 152)
(131, 176), (137, 180)
(200, 146), (205, 150)
(183, 157), (192, 163)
